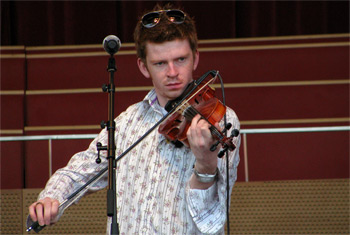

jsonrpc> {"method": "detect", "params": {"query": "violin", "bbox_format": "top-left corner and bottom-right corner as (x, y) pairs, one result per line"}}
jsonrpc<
(158, 71), (239, 157)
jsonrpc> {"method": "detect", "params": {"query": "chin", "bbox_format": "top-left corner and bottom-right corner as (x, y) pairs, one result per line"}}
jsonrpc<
(171, 91), (184, 99)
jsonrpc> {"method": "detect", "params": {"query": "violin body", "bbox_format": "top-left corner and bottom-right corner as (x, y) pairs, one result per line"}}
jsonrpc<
(158, 72), (236, 152)
(159, 84), (226, 146)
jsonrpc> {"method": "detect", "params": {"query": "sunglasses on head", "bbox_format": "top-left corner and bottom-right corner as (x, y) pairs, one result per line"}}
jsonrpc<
(141, 9), (186, 28)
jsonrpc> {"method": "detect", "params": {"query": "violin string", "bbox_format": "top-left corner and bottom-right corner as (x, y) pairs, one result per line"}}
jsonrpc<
(186, 106), (222, 138)
(181, 76), (216, 109)
(184, 105), (223, 139)
(161, 74), (217, 124)
(176, 73), (226, 142)
(161, 72), (226, 144)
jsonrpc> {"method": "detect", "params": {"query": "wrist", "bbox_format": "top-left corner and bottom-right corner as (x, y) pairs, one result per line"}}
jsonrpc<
(193, 167), (218, 183)
(193, 158), (218, 174)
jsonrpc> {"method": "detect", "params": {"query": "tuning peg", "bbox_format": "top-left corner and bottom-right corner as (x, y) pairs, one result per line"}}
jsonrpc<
(210, 141), (220, 152)
(231, 129), (240, 137)
(218, 150), (226, 158)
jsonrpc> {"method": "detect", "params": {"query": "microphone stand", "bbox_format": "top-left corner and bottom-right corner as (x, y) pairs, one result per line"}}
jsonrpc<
(26, 53), (121, 234)
(96, 54), (119, 235)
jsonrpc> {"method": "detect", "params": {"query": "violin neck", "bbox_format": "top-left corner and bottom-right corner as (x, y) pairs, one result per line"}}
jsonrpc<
(183, 105), (224, 140)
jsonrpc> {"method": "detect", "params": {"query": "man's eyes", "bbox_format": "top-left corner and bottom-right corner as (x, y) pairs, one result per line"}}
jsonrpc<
(152, 57), (187, 66)
(154, 61), (165, 66)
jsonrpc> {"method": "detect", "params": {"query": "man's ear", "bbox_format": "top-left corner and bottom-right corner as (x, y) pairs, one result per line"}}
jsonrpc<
(137, 58), (150, 78)
(193, 50), (199, 71)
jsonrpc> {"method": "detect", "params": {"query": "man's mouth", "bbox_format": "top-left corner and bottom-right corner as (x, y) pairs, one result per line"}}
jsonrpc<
(166, 83), (183, 90)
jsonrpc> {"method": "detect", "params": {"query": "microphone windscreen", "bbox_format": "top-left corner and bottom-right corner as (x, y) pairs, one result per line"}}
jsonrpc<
(103, 35), (121, 55)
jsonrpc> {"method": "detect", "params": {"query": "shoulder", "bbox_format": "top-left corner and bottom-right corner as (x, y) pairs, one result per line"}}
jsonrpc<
(115, 100), (149, 122)
(223, 106), (240, 131)
(115, 89), (162, 122)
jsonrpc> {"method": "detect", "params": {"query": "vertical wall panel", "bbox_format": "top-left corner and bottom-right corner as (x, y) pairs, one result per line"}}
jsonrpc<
(24, 141), (49, 188)
(1, 48), (26, 189)
(246, 131), (349, 181)
(0, 142), (24, 189)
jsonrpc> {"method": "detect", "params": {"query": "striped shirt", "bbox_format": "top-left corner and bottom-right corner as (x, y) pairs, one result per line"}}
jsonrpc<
(38, 89), (240, 234)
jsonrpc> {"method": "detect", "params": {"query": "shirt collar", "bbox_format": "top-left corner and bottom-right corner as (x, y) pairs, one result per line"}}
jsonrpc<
(144, 89), (167, 116)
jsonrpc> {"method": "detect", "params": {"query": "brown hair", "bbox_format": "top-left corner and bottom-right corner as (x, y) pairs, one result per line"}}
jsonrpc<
(134, 4), (198, 61)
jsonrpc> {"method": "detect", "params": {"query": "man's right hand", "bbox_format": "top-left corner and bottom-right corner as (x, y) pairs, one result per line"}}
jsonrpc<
(29, 197), (60, 226)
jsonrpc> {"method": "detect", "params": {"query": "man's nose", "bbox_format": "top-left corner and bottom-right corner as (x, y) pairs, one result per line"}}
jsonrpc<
(167, 63), (179, 78)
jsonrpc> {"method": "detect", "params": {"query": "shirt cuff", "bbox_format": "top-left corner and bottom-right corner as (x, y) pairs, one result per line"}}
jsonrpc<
(186, 175), (224, 233)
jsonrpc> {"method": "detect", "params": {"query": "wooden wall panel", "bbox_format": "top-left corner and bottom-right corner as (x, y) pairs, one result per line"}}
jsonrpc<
(25, 93), (106, 127)
(24, 139), (93, 188)
(0, 50), (26, 132)
(0, 142), (24, 189)
(0, 48), (26, 90)
(1, 34), (349, 189)
(1, 95), (25, 131)
(197, 45), (349, 83)
(26, 46), (145, 90)
(24, 141), (49, 188)
(26, 56), (108, 90)
(246, 131), (349, 181)
(25, 91), (148, 128)
(227, 84), (349, 122)
(1, 48), (26, 189)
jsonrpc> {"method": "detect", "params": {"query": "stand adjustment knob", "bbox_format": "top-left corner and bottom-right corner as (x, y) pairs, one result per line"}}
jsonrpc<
(96, 142), (107, 164)
(102, 84), (108, 92)
(100, 121), (107, 129)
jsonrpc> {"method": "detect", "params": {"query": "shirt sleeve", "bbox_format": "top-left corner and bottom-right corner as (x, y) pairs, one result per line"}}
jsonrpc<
(186, 108), (241, 234)
(37, 129), (109, 220)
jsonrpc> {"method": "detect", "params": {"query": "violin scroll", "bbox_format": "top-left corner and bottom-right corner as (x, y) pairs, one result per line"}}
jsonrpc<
(217, 128), (240, 158)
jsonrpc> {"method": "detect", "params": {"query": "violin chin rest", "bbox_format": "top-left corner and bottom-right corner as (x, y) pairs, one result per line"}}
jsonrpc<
(171, 140), (184, 148)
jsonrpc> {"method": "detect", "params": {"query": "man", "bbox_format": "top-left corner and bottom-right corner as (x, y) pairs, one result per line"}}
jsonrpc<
(29, 4), (240, 234)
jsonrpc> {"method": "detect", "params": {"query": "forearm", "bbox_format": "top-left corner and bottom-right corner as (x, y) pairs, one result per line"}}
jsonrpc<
(41, 154), (107, 198)
(38, 130), (110, 200)
(186, 141), (240, 233)
(186, 174), (223, 234)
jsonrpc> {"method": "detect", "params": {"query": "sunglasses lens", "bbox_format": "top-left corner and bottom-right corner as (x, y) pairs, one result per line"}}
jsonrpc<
(141, 10), (186, 28)
(142, 12), (160, 28)
(166, 10), (185, 24)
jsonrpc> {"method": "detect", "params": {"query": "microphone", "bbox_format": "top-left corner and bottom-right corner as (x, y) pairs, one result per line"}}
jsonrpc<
(103, 35), (121, 55)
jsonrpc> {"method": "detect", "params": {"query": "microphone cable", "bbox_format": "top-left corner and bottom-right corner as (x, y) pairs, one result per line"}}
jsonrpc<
(216, 71), (231, 235)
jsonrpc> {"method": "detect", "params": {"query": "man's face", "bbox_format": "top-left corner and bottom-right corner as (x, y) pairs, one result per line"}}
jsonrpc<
(137, 39), (199, 107)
